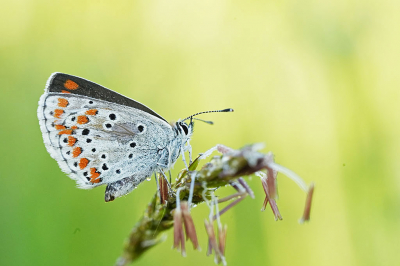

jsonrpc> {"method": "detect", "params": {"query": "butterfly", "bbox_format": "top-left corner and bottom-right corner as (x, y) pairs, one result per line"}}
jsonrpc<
(37, 73), (233, 202)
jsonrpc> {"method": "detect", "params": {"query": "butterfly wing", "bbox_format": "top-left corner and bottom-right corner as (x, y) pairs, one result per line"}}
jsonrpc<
(38, 73), (175, 192)
(45, 73), (168, 123)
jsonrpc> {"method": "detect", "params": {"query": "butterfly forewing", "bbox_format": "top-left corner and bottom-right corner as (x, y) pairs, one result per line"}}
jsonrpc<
(47, 73), (168, 123)
(38, 73), (175, 190)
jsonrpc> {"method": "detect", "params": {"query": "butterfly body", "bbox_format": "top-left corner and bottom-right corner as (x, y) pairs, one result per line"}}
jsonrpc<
(38, 73), (193, 201)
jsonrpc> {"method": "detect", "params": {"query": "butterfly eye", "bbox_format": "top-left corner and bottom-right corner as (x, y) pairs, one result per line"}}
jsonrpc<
(180, 123), (189, 135)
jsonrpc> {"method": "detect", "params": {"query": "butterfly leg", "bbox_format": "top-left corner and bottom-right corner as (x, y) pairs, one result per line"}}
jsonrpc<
(104, 176), (138, 202)
(154, 172), (160, 198)
(187, 140), (193, 165)
(181, 146), (189, 170)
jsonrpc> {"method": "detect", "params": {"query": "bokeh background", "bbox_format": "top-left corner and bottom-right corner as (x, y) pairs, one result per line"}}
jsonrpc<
(1, 0), (400, 265)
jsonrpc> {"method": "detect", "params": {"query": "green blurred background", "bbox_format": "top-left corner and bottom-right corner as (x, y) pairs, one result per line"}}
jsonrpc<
(1, 0), (400, 265)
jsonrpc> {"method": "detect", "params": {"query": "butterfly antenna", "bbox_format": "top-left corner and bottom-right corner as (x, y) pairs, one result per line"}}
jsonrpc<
(193, 118), (214, 125)
(182, 108), (234, 122)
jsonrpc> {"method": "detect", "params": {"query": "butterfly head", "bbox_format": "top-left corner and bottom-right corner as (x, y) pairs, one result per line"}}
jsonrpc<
(176, 120), (193, 138)
(175, 108), (234, 137)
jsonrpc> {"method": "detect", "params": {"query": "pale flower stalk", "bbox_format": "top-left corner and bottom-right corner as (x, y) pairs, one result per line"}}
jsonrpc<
(115, 144), (315, 266)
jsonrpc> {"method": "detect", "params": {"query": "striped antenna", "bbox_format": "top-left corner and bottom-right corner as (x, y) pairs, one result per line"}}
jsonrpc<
(182, 108), (234, 122)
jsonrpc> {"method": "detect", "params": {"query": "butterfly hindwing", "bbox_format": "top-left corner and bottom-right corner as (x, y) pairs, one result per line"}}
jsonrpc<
(38, 74), (175, 191)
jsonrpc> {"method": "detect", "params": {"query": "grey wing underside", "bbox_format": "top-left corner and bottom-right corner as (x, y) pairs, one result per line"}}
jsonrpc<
(38, 92), (175, 200)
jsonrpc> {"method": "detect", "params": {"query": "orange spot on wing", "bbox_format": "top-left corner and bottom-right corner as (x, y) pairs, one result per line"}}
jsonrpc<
(64, 79), (79, 90)
(57, 98), (69, 107)
(61, 90), (71, 94)
(58, 129), (73, 135)
(67, 136), (77, 146)
(72, 147), (82, 158)
(85, 109), (98, 115)
(79, 158), (89, 170)
(90, 168), (101, 183)
(54, 109), (64, 118)
(55, 125), (66, 130)
(71, 126), (78, 130)
(77, 116), (88, 124)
